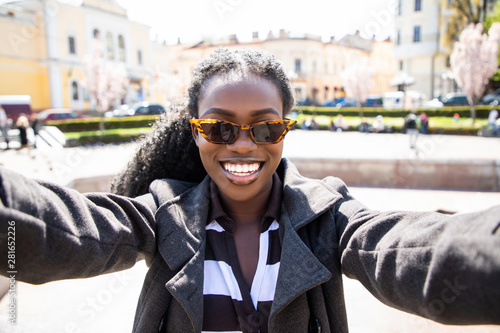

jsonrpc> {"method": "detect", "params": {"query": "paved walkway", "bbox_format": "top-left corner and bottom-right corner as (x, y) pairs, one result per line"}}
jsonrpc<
(1, 130), (500, 332)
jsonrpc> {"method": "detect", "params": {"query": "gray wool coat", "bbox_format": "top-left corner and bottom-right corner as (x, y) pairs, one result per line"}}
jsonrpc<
(0, 158), (499, 332)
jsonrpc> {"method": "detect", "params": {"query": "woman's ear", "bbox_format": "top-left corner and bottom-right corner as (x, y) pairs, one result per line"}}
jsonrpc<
(191, 123), (199, 147)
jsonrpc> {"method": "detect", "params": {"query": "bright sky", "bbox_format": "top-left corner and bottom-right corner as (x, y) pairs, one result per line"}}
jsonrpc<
(116, 0), (396, 44)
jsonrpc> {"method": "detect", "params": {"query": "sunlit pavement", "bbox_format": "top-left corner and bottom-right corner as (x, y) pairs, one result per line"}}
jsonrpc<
(1, 130), (500, 332)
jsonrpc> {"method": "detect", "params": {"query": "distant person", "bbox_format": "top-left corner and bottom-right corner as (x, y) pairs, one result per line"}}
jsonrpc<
(30, 113), (41, 148)
(16, 113), (30, 149)
(405, 112), (418, 149)
(419, 111), (429, 134)
(371, 115), (385, 133)
(488, 108), (498, 135)
(302, 116), (317, 130)
(0, 105), (10, 150)
(331, 114), (348, 132)
(358, 118), (371, 133)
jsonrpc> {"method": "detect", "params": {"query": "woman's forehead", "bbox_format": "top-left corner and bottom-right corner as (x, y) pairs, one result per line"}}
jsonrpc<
(198, 74), (283, 118)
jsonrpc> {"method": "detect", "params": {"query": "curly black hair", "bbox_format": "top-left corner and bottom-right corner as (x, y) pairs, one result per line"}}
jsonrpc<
(111, 47), (295, 197)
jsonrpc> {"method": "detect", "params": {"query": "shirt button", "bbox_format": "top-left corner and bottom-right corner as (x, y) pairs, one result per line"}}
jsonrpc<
(246, 311), (263, 328)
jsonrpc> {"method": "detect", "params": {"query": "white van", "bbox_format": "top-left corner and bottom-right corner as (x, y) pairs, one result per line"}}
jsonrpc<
(0, 95), (32, 121)
(382, 91), (424, 110)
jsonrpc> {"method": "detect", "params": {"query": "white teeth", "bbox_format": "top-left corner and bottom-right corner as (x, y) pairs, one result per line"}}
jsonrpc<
(223, 162), (260, 176)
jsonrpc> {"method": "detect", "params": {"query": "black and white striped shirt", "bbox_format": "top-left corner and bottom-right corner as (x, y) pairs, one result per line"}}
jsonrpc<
(203, 174), (282, 333)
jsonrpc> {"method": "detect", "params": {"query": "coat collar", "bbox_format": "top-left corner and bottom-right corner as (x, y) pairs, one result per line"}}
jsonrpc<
(270, 159), (343, 318)
(151, 158), (344, 331)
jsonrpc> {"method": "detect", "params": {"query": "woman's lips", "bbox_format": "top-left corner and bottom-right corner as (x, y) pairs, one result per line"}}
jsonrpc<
(221, 162), (263, 184)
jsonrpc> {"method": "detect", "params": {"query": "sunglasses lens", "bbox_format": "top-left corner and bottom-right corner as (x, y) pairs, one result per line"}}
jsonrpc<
(252, 122), (287, 143)
(200, 122), (238, 143)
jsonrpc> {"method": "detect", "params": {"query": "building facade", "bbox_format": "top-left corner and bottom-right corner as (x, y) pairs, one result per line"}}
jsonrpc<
(393, 0), (457, 99)
(0, 0), (164, 112)
(166, 30), (396, 106)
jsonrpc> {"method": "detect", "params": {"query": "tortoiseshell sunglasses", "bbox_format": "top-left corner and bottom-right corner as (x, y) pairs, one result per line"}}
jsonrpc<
(190, 118), (296, 144)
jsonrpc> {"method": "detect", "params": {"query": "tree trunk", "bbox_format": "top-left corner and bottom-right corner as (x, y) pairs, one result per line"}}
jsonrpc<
(471, 104), (477, 124)
(99, 114), (105, 139)
(357, 101), (364, 118)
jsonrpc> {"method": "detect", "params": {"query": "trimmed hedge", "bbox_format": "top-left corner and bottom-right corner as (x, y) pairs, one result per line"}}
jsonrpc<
(46, 115), (160, 132)
(64, 127), (152, 146)
(292, 105), (494, 119)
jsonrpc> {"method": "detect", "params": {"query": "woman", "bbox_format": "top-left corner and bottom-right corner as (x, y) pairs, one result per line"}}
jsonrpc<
(15, 113), (29, 149)
(1, 48), (500, 333)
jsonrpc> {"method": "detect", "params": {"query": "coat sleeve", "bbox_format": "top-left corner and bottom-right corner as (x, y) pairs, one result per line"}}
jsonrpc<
(0, 167), (157, 284)
(331, 179), (500, 325)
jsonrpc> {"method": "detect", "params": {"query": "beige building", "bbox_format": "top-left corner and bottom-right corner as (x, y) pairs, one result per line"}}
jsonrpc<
(0, 0), (165, 112)
(393, 0), (457, 99)
(166, 30), (396, 106)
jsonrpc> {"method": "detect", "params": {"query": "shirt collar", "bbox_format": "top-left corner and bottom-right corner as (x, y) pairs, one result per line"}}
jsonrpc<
(208, 173), (283, 233)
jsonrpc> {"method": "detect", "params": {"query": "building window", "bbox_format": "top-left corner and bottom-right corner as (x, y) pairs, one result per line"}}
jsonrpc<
(118, 35), (126, 61)
(72, 81), (79, 101)
(397, 29), (401, 45)
(106, 32), (114, 60)
(295, 59), (302, 73)
(399, 61), (404, 71)
(415, 0), (422, 11)
(93, 28), (100, 39)
(413, 26), (421, 42)
(398, 0), (402, 15)
(312, 60), (317, 73)
(137, 50), (142, 65)
(68, 36), (76, 55)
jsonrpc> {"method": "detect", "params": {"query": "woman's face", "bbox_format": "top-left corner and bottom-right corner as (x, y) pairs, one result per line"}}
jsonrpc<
(193, 75), (284, 203)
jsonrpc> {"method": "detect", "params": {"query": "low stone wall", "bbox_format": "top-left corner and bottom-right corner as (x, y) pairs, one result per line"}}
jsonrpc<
(289, 158), (500, 191)
(67, 158), (500, 193)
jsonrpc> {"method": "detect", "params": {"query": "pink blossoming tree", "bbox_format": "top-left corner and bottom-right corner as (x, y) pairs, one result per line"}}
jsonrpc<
(341, 59), (375, 117)
(450, 22), (500, 123)
(84, 38), (130, 133)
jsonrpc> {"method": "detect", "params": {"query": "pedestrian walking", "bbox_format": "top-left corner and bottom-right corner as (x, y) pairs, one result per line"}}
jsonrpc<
(405, 112), (419, 149)
(16, 113), (30, 149)
(488, 108), (499, 135)
(1, 48), (500, 333)
(0, 105), (10, 150)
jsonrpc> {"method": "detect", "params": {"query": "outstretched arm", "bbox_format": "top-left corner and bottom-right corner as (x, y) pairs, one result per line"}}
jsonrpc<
(0, 167), (157, 284)
(335, 182), (500, 325)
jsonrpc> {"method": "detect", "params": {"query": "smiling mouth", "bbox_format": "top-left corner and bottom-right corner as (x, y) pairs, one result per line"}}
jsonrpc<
(222, 162), (262, 177)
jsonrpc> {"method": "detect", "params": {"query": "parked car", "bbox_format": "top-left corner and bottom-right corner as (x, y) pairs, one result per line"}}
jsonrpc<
(0, 95), (32, 121)
(441, 93), (469, 106)
(296, 98), (314, 106)
(105, 104), (135, 117)
(422, 98), (444, 109)
(480, 88), (500, 105)
(131, 103), (165, 116)
(36, 108), (83, 123)
(335, 98), (357, 108)
(363, 96), (383, 107)
(105, 103), (165, 117)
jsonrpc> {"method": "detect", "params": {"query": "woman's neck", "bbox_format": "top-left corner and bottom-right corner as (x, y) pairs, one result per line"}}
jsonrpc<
(220, 178), (273, 227)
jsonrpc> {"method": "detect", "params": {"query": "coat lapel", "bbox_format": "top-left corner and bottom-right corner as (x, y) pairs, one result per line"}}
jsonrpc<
(154, 176), (212, 333)
(271, 159), (343, 318)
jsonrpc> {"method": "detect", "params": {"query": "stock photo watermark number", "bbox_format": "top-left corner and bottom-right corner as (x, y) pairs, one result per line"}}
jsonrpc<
(7, 220), (17, 325)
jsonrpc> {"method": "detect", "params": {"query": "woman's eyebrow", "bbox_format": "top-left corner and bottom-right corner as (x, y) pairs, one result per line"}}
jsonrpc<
(200, 107), (234, 118)
(200, 107), (280, 118)
(250, 108), (280, 117)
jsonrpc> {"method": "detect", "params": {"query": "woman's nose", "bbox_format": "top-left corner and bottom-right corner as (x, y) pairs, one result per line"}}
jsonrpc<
(226, 129), (257, 153)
